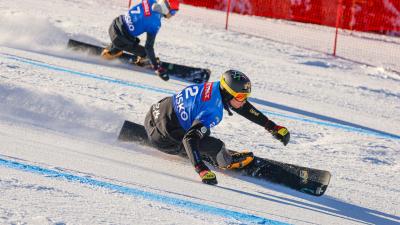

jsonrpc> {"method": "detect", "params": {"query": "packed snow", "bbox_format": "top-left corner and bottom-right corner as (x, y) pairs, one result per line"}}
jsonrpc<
(0, 0), (399, 224)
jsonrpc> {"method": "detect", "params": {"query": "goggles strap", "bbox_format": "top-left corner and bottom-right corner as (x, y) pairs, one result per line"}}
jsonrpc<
(220, 78), (238, 97)
(220, 78), (249, 101)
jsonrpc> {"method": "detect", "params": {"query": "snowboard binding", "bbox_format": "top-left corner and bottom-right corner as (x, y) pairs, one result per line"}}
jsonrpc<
(225, 152), (254, 169)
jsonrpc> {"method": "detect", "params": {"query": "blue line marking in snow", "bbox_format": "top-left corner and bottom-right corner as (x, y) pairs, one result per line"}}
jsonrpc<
(1, 52), (398, 140)
(0, 157), (289, 225)
(261, 110), (400, 140)
(1, 53), (174, 95)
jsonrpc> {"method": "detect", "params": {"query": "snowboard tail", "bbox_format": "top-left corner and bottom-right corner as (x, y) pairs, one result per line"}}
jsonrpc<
(118, 120), (331, 196)
(67, 39), (211, 84)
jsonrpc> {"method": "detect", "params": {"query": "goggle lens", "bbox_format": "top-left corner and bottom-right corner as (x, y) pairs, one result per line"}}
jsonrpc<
(234, 93), (249, 102)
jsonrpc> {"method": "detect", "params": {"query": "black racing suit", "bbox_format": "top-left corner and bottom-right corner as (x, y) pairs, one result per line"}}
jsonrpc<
(107, 16), (159, 68)
(144, 97), (225, 164)
(144, 96), (273, 168)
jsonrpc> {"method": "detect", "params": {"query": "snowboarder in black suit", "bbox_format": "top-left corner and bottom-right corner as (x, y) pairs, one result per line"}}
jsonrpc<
(101, 0), (180, 81)
(144, 70), (290, 184)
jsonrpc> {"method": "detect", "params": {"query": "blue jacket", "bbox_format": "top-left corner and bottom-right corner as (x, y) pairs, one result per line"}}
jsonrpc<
(122, 0), (162, 37)
(172, 82), (224, 131)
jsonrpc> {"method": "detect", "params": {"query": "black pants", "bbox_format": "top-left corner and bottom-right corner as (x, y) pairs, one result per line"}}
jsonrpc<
(143, 99), (225, 165)
(108, 16), (146, 57)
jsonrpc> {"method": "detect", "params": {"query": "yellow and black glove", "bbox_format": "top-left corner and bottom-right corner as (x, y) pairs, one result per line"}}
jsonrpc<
(265, 121), (290, 146)
(195, 162), (217, 185)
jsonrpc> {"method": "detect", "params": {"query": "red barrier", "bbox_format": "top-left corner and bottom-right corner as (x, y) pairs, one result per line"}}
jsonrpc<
(182, 0), (400, 35)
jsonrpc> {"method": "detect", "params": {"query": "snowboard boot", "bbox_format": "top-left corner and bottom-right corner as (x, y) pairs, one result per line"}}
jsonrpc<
(101, 47), (123, 60)
(195, 162), (217, 185)
(134, 56), (152, 67)
(226, 151), (254, 169)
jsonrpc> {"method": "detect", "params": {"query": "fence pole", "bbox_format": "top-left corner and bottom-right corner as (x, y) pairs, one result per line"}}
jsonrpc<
(333, 0), (343, 56)
(225, 0), (232, 30)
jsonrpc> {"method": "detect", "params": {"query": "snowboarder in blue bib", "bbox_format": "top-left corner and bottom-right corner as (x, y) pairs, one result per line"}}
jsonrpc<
(102, 0), (179, 81)
(144, 70), (290, 185)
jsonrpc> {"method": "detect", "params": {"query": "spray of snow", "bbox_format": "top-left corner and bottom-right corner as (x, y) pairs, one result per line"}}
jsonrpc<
(0, 12), (68, 50)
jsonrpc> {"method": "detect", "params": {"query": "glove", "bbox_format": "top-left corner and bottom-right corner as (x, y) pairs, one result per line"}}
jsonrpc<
(195, 162), (217, 185)
(154, 65), (169, 81)
(265, 120), (290, 146)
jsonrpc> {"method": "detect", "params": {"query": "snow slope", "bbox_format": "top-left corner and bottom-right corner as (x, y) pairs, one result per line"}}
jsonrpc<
(0, 0), (399, 224)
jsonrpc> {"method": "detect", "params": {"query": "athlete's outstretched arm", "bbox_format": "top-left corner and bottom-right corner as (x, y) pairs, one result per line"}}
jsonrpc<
(231, 101), (269, 126)
(231, 101), (290, 146)
(145, 33), (158, 67)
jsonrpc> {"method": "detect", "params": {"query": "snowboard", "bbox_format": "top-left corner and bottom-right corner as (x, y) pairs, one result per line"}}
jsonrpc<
(67, 39), (211, 84)
(117, 120), (331, 197)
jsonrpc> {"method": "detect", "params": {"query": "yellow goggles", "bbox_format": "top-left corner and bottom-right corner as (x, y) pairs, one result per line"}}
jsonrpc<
(220, 77), (251, 102)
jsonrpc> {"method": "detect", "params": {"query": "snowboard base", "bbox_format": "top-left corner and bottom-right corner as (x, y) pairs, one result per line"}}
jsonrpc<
(118, 120), (331, 196)
(67, 39), (211, 84)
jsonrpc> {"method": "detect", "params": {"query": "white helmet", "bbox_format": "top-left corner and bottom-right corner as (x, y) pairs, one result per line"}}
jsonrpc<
(152, 0), (180, 16)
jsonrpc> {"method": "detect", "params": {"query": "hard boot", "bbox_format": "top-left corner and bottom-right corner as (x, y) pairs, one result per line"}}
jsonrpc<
(101, 47), (123, 60)
(134, 56), (152, 67)
(225, 151), (254, 169)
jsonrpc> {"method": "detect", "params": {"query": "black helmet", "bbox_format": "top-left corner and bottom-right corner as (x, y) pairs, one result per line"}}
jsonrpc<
(220, 70), (251, 104)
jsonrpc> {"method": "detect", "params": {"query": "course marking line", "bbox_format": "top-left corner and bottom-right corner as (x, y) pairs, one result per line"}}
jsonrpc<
(1, 52), (398, 140)
(0, 157), (289, 225)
